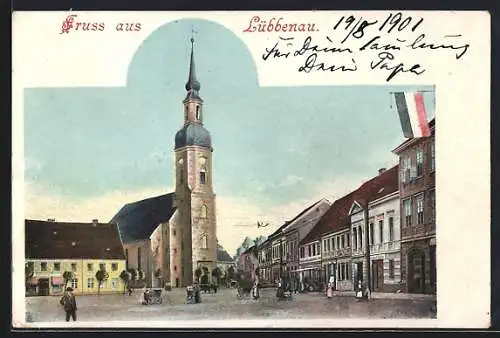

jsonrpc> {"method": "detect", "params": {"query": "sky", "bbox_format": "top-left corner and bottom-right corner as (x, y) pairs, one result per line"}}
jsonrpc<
(23, 19), (435, 256)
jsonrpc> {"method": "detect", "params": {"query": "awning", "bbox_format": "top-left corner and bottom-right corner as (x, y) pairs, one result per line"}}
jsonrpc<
(51, 277), (65, 285)
(26, 277), (38, 285)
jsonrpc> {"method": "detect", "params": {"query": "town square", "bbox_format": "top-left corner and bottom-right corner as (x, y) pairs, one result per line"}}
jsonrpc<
(20, 18), (438, 325)
(26, 288), (436, 323)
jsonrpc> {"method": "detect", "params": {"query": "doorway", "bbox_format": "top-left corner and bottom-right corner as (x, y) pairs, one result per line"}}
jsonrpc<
(371, 260), (384, 291)
(354, 262), (363, 290)
(408, 249), (426, 293)
(38, 278), (50, 296)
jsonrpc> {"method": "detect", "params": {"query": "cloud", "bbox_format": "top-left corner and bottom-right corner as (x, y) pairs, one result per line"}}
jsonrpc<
(24, 182), (173, 223)
(278, 175), (304, 187)
(24, 157), (43, 171)
(21, 168), (375, 257)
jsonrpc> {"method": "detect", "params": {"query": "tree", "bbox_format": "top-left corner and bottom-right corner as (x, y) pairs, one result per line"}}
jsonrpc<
(226, 266), (235, 280)
(212, 267), (222, 284)
(25, 264), (34, 282)
(119, 270), (131, 295)
(127, 268), (137, 284)
(195, 268), (202, 283)
(253, 235), (267, 247)
(95, 269), (109, 296)
(63, 271), (74, 289)
(137, 269), (145, 280)
(235, 236), (255, 258)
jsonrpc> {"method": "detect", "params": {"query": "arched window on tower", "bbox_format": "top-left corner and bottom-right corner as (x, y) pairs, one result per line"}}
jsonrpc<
(201, 234), (208, 249)
(178, 159), (184, 185)
(196, 105), (201, 120)
(200, 204), (208, 218)
(184, 105), (188, 121)
(200, 167), (207, 185)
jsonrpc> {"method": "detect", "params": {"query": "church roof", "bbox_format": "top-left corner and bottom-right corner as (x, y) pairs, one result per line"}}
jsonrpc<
(174, 122), (212, 150)
(216, 245), (234, 262)
(110, 193), (177, 243)
(25, 219), (125, 260)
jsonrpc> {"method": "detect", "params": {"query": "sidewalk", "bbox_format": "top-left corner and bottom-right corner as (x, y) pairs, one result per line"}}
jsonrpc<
(328, 290), (436, 301)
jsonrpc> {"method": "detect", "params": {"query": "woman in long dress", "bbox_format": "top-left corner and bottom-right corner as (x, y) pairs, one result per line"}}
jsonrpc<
(326, 282), (333, 299)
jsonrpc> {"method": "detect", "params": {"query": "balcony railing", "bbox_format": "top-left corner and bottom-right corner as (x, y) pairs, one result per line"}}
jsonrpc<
(322, 248), (351, 258)
(369, 240), (401, 253)
(402, 223), (436, 238)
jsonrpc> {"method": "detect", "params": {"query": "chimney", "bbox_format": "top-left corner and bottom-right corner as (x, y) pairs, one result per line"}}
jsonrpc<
(47, 218), (55, 222)
(378, 168), (386, 175)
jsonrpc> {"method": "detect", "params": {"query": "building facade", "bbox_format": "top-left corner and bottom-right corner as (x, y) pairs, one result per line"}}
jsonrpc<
(237, 245), (259, 280)
(258, 239), (272, 283)
(298, 239), (322, 289)
(366, 189), (402, 292)
(393, 119), (436, 294)
(282, 199), (331, 286)
(321, 227), (352, 291)
(25, 219), (126, 296)
(349, 166), (400, 292)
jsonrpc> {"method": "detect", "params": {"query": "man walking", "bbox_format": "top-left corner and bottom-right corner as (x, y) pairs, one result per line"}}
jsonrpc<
(60, 287), (77, 321)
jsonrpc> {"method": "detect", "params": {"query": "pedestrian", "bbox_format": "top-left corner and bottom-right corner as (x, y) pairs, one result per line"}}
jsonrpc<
(60, 287), (77, 322)
(326, 282), (333, 299)
(128, 286), (133, 296)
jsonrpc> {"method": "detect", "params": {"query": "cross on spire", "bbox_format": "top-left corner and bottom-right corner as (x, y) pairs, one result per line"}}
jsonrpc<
(185, 27), (201, 93)
(191, 26), (196, 43)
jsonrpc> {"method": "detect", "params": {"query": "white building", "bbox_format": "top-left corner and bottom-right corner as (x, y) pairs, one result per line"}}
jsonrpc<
(349, 166), (401, 292)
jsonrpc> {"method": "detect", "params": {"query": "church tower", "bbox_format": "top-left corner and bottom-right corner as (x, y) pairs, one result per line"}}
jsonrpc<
(172, 37), (217, 287)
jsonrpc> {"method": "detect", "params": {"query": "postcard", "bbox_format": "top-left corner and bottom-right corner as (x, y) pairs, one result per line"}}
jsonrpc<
(12, 10), (490, 329)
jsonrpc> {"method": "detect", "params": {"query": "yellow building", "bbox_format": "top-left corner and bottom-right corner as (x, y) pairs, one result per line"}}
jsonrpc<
(25, 219), (127, 296)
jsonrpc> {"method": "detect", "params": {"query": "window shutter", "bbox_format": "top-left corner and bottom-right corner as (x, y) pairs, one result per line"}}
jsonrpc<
(400, 169), (405, 184)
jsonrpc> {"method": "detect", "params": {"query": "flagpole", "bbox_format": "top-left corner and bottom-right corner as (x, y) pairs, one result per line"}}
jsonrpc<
(388, 90), (435, 94)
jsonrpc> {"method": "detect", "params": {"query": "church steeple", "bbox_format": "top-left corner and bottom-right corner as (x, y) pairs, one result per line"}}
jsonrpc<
(175, 32), (212, 151)
(185, 37), (201, 93)
(184, 35), (202, 103)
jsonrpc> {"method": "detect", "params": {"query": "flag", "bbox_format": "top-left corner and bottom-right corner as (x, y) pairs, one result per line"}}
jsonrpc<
(394, 92), (431, 138)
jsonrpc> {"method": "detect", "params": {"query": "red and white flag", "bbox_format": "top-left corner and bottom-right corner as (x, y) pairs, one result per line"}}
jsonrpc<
(394, 92), (431, 138)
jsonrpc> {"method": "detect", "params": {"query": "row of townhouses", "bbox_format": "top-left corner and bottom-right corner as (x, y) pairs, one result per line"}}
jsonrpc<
(251, 119), (435, 294)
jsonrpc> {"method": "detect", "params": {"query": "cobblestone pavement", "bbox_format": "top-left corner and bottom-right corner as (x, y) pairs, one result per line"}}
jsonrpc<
(25, 288), (437, 323)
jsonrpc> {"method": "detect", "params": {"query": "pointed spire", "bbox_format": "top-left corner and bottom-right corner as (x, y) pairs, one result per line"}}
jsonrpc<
(185, 31), (201, 93)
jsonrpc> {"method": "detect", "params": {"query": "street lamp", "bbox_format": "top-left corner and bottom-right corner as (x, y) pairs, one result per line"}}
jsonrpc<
(334, 257), (338, 291)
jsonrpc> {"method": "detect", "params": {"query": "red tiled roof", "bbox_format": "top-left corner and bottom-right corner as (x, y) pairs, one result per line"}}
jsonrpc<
(300, 165), (399, 245)
(267, 199), (326, 240)
(26, 219), (126, 260)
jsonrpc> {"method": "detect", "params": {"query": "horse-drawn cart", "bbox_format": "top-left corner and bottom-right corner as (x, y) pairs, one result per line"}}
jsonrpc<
(141, 288), (164, 305)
